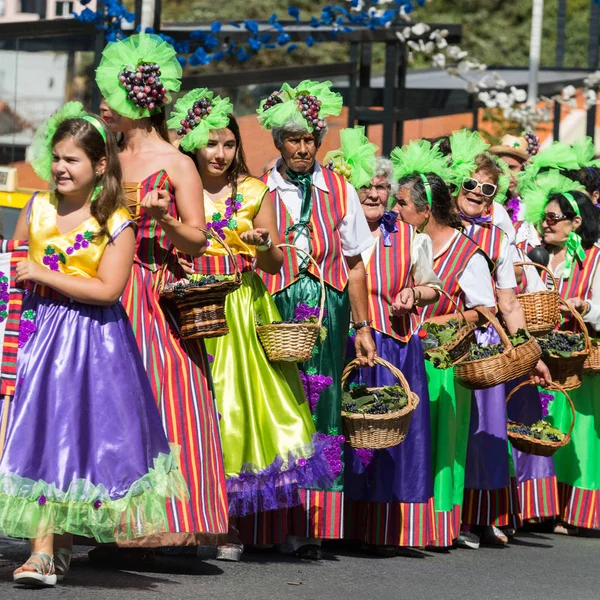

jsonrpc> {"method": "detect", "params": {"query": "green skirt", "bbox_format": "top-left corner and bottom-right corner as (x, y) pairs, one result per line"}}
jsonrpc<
(427, 362), (471, 546)
(206, 272), (335, 517)
(547, 375), (600, 528)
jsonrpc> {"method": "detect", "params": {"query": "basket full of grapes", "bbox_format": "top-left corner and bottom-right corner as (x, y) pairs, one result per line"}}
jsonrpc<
(536, 300), (591, 390)
(506, 381), (575, 456)
(158, 228), (241, 340)
(454, 307), (541, 390)
(257, 244), (326, 362)
(340, 357), (420, 449)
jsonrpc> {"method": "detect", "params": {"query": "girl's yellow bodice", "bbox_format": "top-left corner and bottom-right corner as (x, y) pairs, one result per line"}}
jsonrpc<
(28, 192), (133, 278)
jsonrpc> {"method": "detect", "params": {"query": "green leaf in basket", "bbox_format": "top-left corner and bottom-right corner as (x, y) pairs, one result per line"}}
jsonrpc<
(319, 325), (327, 343)
(424, 347), (453, 369)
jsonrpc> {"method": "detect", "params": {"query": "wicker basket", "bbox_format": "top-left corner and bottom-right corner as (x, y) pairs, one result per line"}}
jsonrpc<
(423, 288), (476, 365)
(340, 357), (420, 449)
(542, 299), (591, 391)
(158, 228), (242, 340)
(256, 244), (325, 362)
(454, 307), (542, 390)
(584, 340), (600, 375)
(515, 261), (560, 336)
(506, 380), (575, 457)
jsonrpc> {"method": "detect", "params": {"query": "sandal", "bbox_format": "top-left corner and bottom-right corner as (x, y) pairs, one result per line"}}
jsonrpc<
(13, 552), (57, 587)
(54, 547), (72, 582)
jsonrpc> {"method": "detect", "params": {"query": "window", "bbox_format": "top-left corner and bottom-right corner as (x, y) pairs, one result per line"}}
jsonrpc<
(56, 0), (74, 16)
(20, 0), (46, 18)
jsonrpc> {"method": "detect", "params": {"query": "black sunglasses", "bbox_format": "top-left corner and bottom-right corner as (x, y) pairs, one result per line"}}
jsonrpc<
(542, 212), (570, 227)
(462, 178), (497, 198)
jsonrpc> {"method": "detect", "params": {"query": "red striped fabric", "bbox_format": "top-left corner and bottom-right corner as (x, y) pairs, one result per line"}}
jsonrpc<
(462, 480), (520, 527)
(466, 222), (504, 270)
(421, 231), (481, 319)
(258, 168), (349, 294)
(429, 505), (462, 548)
(516, 475), (559, 521)
(365, 221), (417, 342)
(0, 241), (28, 396)
(557, 482), (600, 528)
(121, 170), (229, 540)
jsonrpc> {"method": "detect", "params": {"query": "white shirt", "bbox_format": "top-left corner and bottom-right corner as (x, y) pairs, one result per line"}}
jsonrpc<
(492, 202), (516, 244)
(361, 232), (442, 289)
(547, 249), (600, 330)
(266, 160), (375, 258)
(515, 221), (542, 248)
(468, 223), (517, 289)
(436, 230), (496, 308)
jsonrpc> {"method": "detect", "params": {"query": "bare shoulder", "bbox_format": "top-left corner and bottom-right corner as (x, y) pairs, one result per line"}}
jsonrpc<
(163, 152), (198, 183)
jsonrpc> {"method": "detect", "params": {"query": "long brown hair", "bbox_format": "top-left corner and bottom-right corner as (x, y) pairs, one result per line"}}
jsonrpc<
(183, 113), (251, 199)
(52, 116), (124, 239)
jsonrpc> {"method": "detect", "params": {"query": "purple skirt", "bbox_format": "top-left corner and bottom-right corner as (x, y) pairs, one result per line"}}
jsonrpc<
(0, 290), (181, 541)
(344, 332), (432, 504)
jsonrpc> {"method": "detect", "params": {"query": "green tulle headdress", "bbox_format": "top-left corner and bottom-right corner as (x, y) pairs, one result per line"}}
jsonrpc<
(572, 136), (600, 168)
(31, 102), (88, 182)
(257, 80), (343, 133)
(167, 88), (234, 152)
(491, 155), (511, 202)
(518, 141), (579, 189)
(96, 33), (182, 120)
(390, 139), (451, 183)
(322, 126), (377, 189)
(447, 129), (490, 189)
(519, 169), (585, 224)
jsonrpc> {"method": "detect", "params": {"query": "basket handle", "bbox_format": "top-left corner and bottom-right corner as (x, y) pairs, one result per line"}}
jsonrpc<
(514, 261), (558, 291)
(276, 243), (326, 329)
(341, 356), (413, 397)
(156, 227), (242, 294)
(505, 379), (576, 440)
(427, 285), (469, 324)
(559, 298), (592, 353)
(472, 306), (514, 355)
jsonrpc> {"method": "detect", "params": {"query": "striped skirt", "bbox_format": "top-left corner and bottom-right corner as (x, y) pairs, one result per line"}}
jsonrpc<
(120, 262), (228, 546)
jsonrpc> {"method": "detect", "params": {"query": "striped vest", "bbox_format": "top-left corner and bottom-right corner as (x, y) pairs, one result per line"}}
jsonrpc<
(466, 222), (505, 271)
(258, 167), (349, 294)
(421, 230), (481, 320)
(552, 245), (600, 330)
(366, 222), (417, 342)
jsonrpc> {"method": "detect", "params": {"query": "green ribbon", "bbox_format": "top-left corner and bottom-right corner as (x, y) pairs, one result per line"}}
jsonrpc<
(419, 174), (432, 206)
(285, 169), (314, 270)
(563, 231), (586, 279)
(82, 115), (108, 143)
(561, 192), (585, 279)
(90, 184), (103, 203)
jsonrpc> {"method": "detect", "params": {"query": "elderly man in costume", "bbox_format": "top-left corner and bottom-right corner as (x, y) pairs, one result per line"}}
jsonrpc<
(233, 81), (376, 560)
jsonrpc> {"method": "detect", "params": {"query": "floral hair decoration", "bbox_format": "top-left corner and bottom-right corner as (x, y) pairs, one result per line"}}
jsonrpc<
(257, 79), (343, 133)
(96, 33), (182, 120)
(167, 88), (234, 152)
(322, 126), (377, 189)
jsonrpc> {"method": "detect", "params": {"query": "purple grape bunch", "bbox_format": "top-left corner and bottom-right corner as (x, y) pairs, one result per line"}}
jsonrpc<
(300, 368), (333, 413)
(0, 273), (9, 323)
(524, 131), (540, 157)
(295, 93), (325, 132)
(176, 96), (214, 137)
(262, 90), (284, 111)
(118, 63), (167, 111)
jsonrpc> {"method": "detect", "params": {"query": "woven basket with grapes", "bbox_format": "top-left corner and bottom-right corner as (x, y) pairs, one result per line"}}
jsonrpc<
(341, 357), (420, 449)
(159, 228), (241, 339)
(583, 338), (600, 375)
(506, 380), (575, 457)
(537, 299), (591, 390)
(454, 307), (541, 390)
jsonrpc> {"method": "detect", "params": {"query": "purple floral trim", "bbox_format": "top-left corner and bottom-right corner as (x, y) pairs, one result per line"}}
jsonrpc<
(18, 310), (37, 348)
(507, 196), (522, 223)
(355, 448), (375, 468)
(0, 272), (9, 323)
(539, 391), (554, 418)
(294, 301), (327, 322)
(299, 367), (333, 413)
(225, 432), (343, 517)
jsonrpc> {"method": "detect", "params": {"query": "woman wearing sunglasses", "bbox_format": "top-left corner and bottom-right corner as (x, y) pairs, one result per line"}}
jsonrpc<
(392, 140), (496, 551)
(539, 191), (600, 535)
(448, 133), (551, 549)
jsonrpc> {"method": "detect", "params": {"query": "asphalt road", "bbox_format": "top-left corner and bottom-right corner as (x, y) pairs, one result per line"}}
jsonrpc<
(0, 529), (598, 600)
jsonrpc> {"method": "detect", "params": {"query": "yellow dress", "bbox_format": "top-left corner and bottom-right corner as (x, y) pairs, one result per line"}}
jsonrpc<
(200, 177), (337, 517)
(0, 191), (188, 543)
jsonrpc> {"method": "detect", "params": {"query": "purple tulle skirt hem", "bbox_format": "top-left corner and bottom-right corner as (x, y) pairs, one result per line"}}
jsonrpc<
(226, 433), (343, 517)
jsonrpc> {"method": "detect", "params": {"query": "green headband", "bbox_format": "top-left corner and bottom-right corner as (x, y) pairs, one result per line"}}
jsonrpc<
(82, 115), (107, 143)
(419, 174), (432, 206)
(562, 192), (580, 217)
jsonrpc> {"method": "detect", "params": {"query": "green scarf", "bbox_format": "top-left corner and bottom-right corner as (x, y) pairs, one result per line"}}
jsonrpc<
(285, 169), (314, 270)
(562, 192), (586, 279)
